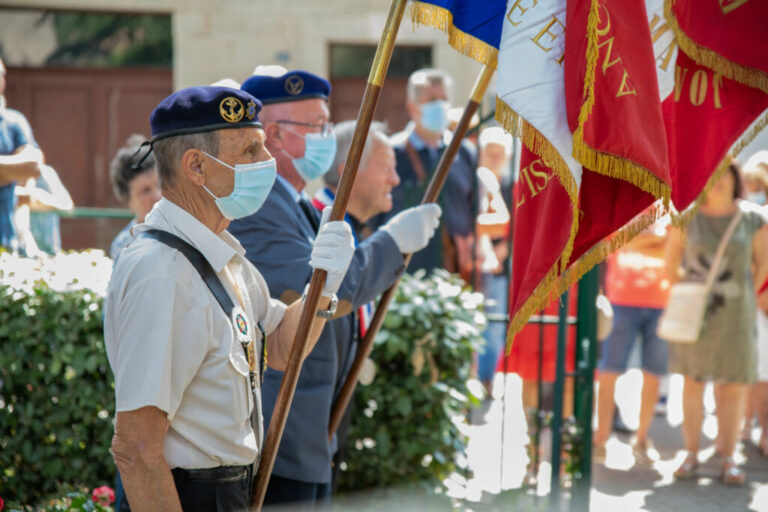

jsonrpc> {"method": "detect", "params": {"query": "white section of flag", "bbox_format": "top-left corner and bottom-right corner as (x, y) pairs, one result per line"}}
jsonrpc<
(497, 0), (581, 187)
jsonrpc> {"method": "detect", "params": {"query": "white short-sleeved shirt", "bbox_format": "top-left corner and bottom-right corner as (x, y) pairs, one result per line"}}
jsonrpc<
(104, 199), (287, 469)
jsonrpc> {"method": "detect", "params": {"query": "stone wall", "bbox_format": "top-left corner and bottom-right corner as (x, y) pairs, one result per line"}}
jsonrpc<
(1, 0), (486, 105)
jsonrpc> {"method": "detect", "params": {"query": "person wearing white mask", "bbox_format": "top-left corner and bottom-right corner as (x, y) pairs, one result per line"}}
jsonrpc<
(105, 86), (357, 511)
(381, 68), (478, 280)
(229, 68), (442, 509)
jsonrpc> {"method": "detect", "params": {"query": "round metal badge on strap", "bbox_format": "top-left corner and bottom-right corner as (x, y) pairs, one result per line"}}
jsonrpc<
(231, 306), (251, 345)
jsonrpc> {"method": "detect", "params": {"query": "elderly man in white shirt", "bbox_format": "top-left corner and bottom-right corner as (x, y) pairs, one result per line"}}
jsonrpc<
(104, 86), (355, 512)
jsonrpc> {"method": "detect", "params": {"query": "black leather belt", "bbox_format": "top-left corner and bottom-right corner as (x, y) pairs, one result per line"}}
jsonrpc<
(172, 465), (251, 483)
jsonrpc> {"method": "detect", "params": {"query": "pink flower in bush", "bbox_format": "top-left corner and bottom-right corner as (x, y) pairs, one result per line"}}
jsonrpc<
(91, 486), (115, 506)
(0, 496), (4, 511)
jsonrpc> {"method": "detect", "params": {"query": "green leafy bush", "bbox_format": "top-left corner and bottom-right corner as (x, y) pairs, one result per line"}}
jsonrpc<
(339, 270), (485, 492)
(0, 252), (115, 506)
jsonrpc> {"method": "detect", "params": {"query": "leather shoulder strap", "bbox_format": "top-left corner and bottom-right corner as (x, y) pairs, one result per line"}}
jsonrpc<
(405, 140), (428, 183)
(139, 229), (234, 315)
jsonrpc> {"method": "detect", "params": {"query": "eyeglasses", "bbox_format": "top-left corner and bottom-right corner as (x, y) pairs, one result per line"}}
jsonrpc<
(275, 120), (334, 137)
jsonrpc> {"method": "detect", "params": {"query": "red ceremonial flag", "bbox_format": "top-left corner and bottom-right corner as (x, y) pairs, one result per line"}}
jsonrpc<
(664, 50), (768, 218)
(561, 0), (671, 279)
(666, 0), (768, 94)
(566, 0), (671, 203)
(507, 145), (576, 338)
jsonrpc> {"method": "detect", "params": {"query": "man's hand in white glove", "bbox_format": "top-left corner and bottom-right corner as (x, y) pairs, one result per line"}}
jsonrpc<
(309, 207), (355, 296)
(381, 203), (442, 254)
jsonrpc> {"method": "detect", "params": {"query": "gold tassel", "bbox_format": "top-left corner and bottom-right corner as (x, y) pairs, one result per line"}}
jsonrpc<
(664, 0), (768, 95)
(555, 201), (669, 299)
(410, 2), (498, 69)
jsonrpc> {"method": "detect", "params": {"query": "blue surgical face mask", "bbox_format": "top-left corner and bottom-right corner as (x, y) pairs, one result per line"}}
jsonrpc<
(748, 191), (766, 205)
(202, 153), (277, 220)
(419, 100), (449, 133)
(282, 129), (337, 182)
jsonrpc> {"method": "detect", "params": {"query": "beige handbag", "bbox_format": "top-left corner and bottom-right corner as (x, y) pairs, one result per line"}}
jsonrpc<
(657, 209), (742, 344)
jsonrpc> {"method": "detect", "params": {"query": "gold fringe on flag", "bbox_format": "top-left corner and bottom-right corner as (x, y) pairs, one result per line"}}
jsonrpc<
(495, 97), (581, 350)
(556, 202), (668, 300)
(572, 0), (671, 207)
(673, 109), (768, 227)
(410, 2), (498, 69)
(664, 0), (768, 95)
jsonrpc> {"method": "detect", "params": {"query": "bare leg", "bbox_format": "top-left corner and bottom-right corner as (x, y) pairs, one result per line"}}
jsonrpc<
(681, 376), (706, 454)
(714, 382), (748, 458)
(594, 372), (619, 447)
(744, 384), (757, 440)
(756, 382), (768, 455)
(637, 371), (660, 444)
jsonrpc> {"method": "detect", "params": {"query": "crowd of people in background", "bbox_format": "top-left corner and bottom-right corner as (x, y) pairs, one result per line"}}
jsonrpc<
(4, 53), (768, 509)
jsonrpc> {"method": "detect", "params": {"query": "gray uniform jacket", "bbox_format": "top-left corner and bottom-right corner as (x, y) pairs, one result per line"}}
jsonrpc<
(229, 177), (404, 484)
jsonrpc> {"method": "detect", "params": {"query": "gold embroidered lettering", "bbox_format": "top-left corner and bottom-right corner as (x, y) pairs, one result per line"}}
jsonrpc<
(528, 159), (551, 192)
(616, 70), (638, 97)
(530, 15), (565, 54)
(597, 36), (622, 75)
(712, 73), (724, 109)
(689, 69), (708, 106)
(673, 65), (689, 102)
(507, 0), (538, 27)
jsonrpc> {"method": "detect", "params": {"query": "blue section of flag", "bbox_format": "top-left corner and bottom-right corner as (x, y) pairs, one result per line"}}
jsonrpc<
(417, 0), (507, 50)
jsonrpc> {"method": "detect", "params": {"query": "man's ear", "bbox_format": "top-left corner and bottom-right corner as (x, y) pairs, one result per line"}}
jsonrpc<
(180, 148), (206, 186)
(337, 162), (344, 180)
(406, 100), (420, 123)
(264, 122), (284, 150)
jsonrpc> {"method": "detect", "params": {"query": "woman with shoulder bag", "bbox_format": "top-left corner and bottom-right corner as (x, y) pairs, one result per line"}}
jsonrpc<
(664, 162), (768, 485)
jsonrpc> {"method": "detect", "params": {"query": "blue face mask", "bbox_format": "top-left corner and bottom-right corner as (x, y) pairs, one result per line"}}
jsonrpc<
(282, 130), (337, 182)
(747, 191), (766, 205)
(419, 100), (449, 133)
(202, 153), (277, 220)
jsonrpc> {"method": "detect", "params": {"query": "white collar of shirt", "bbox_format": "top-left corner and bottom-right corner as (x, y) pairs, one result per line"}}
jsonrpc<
(274, 173), (302, 203)
(405, 121), (450, 151)
(135, 198), (245, 273)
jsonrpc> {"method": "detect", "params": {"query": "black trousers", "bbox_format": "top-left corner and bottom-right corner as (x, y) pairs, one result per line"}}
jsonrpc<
(121, 465), (253, 512)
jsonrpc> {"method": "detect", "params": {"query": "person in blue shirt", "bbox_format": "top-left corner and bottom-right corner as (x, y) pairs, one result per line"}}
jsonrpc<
(0, 58), (44, 250)
(373, 68), (478, 280)
(108, 134), (162, 262)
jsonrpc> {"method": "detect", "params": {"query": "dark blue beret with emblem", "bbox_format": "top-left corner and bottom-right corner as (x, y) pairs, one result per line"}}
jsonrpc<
(241, 70), (331, 105)
(150, 86), (262, 141)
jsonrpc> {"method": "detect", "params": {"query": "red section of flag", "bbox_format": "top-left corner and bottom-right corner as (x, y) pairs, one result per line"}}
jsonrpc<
(567, 169), (656, 267)
(664, 51), (768, 215)
(669, 0), (768, 94)
(566, 0), (670, 200)
(507, 146), (575, 345)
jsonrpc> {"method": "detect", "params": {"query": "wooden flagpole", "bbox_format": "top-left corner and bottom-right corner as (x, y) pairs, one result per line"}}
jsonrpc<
(251, 0), (408, 509)
(328, 64), (495, 440)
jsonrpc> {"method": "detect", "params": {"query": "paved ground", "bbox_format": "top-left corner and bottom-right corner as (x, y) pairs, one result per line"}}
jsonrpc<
(460, 371), (768, 511)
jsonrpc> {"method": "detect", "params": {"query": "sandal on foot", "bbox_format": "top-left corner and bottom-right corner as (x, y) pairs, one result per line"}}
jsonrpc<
(759, 434), (768, 458)
(674, 452), (698, 479)
(721, 458), (745, 486)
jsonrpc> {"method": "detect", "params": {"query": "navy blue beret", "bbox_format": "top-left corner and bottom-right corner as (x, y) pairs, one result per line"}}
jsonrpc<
(241, 70), (331, 105)
(150, 86), (262, 141)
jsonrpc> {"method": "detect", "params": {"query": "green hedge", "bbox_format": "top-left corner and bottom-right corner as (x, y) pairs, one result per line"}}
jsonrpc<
(339, 270), (485, 492)
(0, 280), (115, 506)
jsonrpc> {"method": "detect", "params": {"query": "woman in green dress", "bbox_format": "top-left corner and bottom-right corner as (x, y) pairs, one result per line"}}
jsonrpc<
(665, 163), (768, 485)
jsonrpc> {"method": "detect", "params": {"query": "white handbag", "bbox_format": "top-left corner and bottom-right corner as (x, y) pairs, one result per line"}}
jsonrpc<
(657, 209), (743, 344)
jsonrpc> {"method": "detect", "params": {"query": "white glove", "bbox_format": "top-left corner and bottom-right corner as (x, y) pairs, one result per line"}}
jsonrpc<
(309, 206), (355, 295)
(381, 203), (442, 254)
